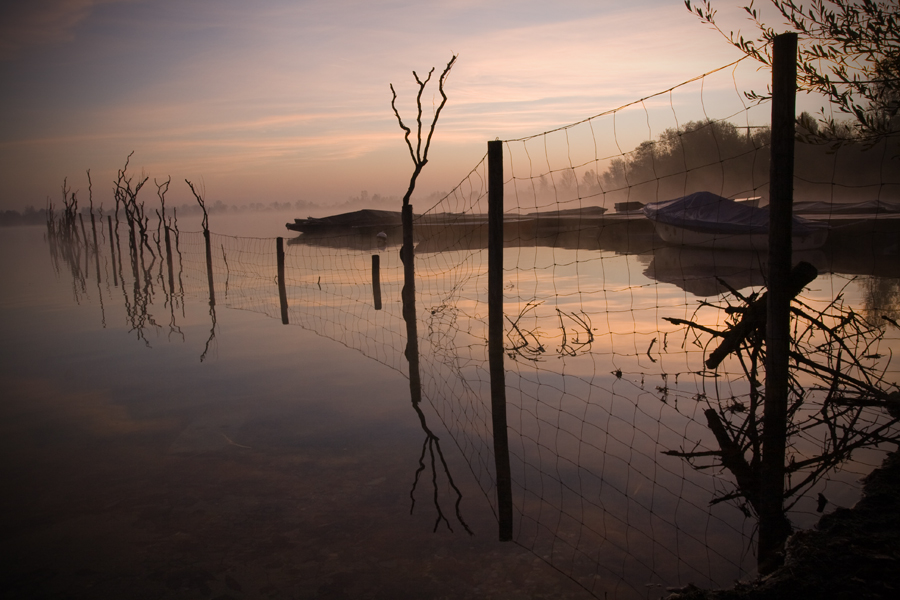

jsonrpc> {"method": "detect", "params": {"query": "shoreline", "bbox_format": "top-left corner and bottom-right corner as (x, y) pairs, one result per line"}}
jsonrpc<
(668, 449), (900, 599)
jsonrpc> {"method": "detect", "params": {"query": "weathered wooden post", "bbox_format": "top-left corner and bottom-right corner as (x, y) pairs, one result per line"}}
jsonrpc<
(488, 139), (513, 541)
(277, 237), (289, 324)
(372, 254), (382, 310)
(760, 31), (798, 574)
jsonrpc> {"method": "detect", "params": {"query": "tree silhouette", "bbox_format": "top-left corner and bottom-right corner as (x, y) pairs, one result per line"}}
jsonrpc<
(686, 0), (900, 141)
(390, 55), (457, 207)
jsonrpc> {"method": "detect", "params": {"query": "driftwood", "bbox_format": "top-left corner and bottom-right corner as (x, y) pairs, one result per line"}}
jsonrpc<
(705, 261), (818, 369)
(662, 260), (898, 560)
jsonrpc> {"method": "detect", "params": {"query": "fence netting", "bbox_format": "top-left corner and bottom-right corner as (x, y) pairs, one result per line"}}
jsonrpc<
(46, 55), (900, 599)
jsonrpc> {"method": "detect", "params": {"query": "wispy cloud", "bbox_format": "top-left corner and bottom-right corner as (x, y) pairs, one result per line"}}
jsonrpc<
(0, 0), (129, 60)
(0, 0), (770, 210)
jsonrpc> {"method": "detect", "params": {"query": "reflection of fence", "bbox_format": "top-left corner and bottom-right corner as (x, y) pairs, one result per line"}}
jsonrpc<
(49, 192), (900, 599)
(47, 52), (900, 600)
(406, 42), (900, 596)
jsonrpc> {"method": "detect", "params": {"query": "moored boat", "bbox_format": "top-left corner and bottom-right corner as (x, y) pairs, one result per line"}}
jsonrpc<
(643, 191), (828, 250)
(286, 209), (403, 234)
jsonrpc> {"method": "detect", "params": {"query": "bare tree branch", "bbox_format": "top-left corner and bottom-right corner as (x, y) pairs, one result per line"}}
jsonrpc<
(390, 54), (458, 207)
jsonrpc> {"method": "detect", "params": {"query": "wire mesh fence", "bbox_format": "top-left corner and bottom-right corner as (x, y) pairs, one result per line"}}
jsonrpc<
(45, 55), (900, 599)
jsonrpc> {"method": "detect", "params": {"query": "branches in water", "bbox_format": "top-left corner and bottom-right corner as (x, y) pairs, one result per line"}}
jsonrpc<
(666, 269), (899, 519)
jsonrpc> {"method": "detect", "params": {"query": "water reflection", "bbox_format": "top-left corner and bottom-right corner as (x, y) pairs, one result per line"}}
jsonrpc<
(663, 266), (900, 570)
(401, 213), (474, 535)
(860, 276), (900, 324)
(45, 208), (479, 537)
(12, 210), (900, 599)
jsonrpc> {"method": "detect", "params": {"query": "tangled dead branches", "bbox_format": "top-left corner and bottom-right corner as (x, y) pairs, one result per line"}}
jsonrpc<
(664, 263), (899, 516)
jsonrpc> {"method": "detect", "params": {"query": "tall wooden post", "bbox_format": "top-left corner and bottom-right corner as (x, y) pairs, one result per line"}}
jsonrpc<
(488, 139), (513, 541)
(760, 31), (797, 574)
(277, 237), (289, 324)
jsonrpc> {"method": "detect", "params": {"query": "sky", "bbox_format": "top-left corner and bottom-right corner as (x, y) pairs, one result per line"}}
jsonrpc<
(0, 0), (777, 213)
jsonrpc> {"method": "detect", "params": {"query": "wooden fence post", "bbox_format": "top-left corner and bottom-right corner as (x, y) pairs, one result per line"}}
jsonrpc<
(277, 237), (289, 324)
(488, 139), (513, 541)
(760, 31), (798, 574)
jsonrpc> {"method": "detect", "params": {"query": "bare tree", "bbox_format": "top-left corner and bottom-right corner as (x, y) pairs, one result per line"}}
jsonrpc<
(390, 55), (458, 207)
(185, 179), (209, 233)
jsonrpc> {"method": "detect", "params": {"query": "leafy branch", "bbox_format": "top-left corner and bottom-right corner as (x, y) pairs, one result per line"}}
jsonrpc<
(686, 0), (900, 141)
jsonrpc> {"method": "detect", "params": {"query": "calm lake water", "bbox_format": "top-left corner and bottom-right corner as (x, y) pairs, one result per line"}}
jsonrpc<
(2, 211), (898, 599)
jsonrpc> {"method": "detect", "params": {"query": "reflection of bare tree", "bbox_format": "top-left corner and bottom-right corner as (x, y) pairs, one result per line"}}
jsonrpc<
(200, 304), (217, 363)
(665, 269), (900, 568)
(124, 247), (161, 347)
(402, 244), (471, 533)
(44, 159), (189, 347)
(47, 182), (89, 301)
(505, 301), (546, 361)
(556, 308), (594, 357)
(405, 291), (471, 534)
(409, 399), (473, 535)
(502, 302), (596, 361)
(860, 275), (900, 324)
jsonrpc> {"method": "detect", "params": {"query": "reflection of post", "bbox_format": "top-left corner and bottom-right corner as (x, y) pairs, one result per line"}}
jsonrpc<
(79, 213), (90, 277)
(372, 254), (382, 310)
(276, 237), (289, 324)
(90, 211), (101, 285)
(760, 32), (797, 574)
(107, 215), (118, 288)
(164, 222), (175, 295)
(488, 139), (513, 541)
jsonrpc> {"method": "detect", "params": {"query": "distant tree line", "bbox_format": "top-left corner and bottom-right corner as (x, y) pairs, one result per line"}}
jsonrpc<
(527, 113), (899, 206)
(1, 206), (48, 226)
(594, 118), (772, 202)
(687, 0), (899, 142)
(1, 189), (453, 227)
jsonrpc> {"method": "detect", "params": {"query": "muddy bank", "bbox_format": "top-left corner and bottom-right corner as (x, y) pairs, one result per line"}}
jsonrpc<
(668, 450), (900, 600)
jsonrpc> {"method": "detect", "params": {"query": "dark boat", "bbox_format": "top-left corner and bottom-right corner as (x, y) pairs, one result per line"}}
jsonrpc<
(286, 209), (404, 234)
(643, 191), (828, 250)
